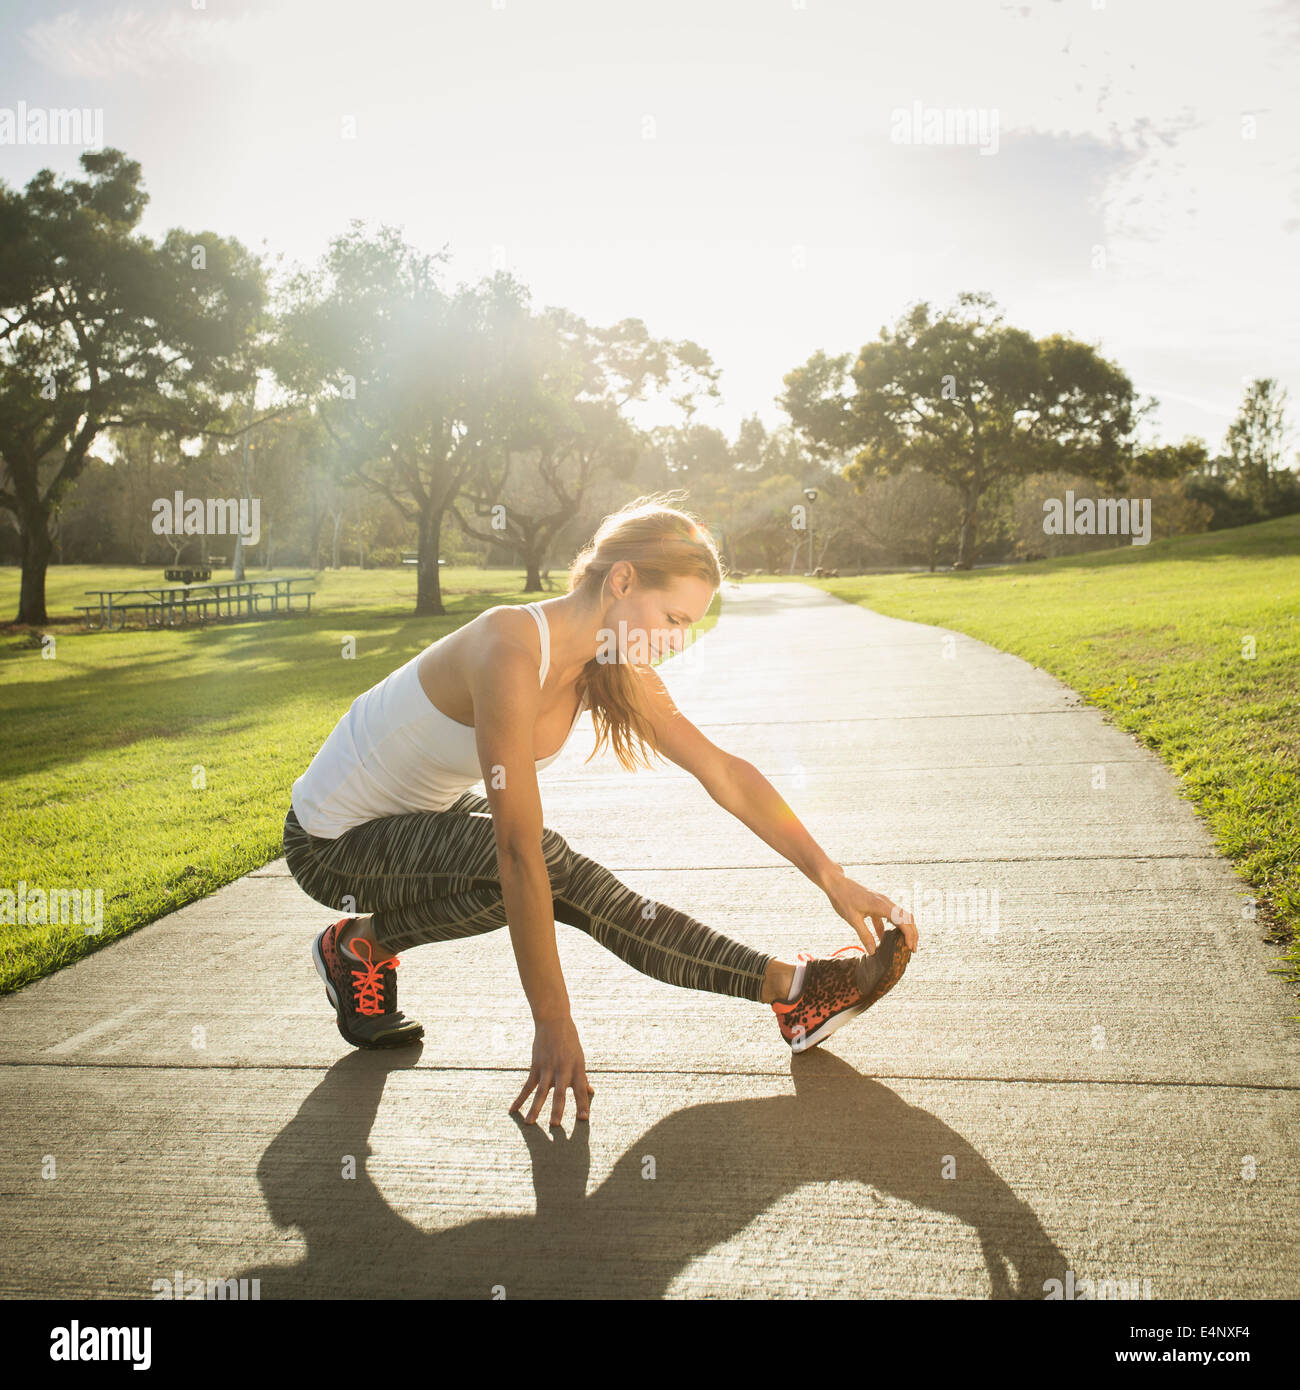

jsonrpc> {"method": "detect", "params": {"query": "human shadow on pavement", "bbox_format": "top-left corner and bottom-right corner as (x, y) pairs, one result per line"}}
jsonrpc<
(244, 1045), (1065, 1299)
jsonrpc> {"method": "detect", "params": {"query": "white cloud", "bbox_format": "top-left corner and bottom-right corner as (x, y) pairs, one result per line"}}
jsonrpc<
(22, 6), (256, 79)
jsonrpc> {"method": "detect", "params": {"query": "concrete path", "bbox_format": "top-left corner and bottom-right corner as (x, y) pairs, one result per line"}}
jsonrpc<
(2, 580), (1297, 1299)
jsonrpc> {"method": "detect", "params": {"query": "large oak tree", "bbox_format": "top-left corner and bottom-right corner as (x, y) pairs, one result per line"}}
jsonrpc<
(780, 291), (1150, 569)
(0, 149), (267, 623)
(272, 224), (549, 616)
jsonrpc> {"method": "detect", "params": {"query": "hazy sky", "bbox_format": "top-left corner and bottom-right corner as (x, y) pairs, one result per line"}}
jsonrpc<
(3, 0), (1298, 457)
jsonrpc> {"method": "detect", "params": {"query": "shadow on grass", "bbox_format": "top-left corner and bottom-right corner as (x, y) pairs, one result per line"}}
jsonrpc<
(0, 616), (477, 776)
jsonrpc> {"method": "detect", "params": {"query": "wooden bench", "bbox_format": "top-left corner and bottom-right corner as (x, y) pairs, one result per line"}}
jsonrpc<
(78, 580), (317, 630)
(145, 595), (223, 627)
(75, 602), (160, 631)
(250, 588), (316, 617)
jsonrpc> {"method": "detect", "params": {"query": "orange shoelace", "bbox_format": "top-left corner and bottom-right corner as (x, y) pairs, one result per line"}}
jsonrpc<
(344, 935), (399, 1016)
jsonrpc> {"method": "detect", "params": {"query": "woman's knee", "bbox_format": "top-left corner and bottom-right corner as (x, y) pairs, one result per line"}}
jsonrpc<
(283, 832), (345, 910)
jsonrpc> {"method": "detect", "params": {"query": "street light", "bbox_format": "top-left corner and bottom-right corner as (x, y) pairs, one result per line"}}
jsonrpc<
(803, 487), (819, 574)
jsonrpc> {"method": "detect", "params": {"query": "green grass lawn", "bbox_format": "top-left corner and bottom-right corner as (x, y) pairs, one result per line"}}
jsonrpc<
(752, 513), (1300, 1002)
(0, 564), (721, 994)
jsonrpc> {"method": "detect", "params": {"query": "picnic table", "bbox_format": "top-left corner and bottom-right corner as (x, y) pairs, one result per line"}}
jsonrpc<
(76, 576), (317, 631)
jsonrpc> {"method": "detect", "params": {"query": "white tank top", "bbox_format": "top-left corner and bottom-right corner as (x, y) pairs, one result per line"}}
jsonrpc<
(290, 602), (587, 839)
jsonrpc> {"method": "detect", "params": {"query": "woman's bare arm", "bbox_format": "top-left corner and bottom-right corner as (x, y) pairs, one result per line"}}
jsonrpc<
(464, 623), (570, 1021)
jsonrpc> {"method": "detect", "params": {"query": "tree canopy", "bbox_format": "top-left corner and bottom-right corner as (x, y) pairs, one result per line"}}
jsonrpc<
(780, 291), (1149, 568)
(0, 148), (267, 622)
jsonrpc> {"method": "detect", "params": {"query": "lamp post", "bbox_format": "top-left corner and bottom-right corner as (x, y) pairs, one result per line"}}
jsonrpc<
(803, 487), (819, 573)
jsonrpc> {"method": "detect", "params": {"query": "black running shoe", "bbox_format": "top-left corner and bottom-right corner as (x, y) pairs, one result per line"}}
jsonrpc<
(311, 919), (424, 1049)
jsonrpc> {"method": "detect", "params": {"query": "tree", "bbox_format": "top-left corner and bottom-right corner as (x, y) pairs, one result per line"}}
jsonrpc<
(731, 415), (770, 474)
(1130, 436), (1210, 480)
(654, 421), (731, 489)
(856, 468), (964, 570)
(0, 148), (268, 623)
(448, 309), (712, 591)
(60, 425), (168, 563)
(271, 223), (553, 616)
(779, 291), (1148, 569)
(718, 472), (809, 573)
(1225, 378), (1293, 514)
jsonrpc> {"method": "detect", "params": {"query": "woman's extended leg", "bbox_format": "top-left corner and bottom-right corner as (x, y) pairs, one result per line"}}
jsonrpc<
(549, 852), (771, 1000)
(282, 791), (777, 1003)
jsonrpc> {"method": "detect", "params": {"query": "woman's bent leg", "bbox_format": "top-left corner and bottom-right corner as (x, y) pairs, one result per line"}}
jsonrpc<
(282, 798), (559, 953)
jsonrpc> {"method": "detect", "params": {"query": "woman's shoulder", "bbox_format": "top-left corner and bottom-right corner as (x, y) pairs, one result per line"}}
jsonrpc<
(436, 604), (529, 645)
(456, 605), (541, 673)
(416, 606), (540, 719)
(479, 604), (537, 645)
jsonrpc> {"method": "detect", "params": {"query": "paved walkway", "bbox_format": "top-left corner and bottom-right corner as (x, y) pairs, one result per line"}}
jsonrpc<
(2, 581), (1297, 1298)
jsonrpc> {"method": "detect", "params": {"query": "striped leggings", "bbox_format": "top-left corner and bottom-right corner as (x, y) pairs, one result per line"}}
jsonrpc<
(282, 789), (773, 1002)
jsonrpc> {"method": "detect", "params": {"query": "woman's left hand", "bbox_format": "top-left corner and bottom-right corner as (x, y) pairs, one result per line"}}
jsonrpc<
(823, 871), (919, 955)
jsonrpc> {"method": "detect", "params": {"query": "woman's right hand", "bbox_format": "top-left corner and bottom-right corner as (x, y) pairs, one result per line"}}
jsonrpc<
(509, 1016), (595, 1125)
(824, 871), (919, 955)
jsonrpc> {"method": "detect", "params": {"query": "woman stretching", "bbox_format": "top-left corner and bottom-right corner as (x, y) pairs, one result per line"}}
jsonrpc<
(282, 494), (918, 1127)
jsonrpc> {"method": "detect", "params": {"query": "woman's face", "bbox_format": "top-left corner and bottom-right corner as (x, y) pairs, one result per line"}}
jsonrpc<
(606, 569), (715, 664)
